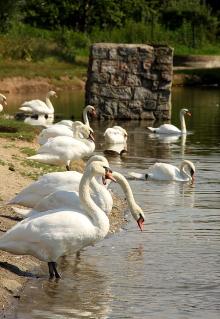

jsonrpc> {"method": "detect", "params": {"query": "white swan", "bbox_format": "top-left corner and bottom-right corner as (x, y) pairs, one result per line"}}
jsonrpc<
(9, 155), (113, 215)
(147, 108), (191, 134)
(0, 93), (7, 112)
(104, 126), (128, 144)
(0, 161), (116, 278)
(28, 125), (95, 170)
(129, 160), (195, 182)
(19, 90), (57, 115)
(38, 121), (94, 145)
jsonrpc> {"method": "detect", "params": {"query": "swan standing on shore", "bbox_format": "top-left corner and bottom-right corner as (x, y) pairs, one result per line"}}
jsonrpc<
(147, 108), (191, 134)
(129, 160), (195, 182)
(28, 125), (95, 170)
(0, 162), (117, 278)
(19, 90), (57, 115)
(0, 94), (7, 112)
(104, 126), (128, 144)
(9, 155), (113, 215)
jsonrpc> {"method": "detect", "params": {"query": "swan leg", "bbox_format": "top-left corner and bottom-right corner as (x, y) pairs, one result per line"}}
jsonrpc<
(145, 174), (148, 180)
(48, 262), (54, 279)
(66, 165), (70, 171)
(52, 262), (61, 279)
(48, 262), (61, 279)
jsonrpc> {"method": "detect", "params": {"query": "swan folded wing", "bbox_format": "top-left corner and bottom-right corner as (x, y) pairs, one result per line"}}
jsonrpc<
(148, 163), (180, 180)
(156, 124), (181, 134)
(8, 171), (82, 207)
(0, 210), (97, 261)
(38, 125), (73, 144)
(20, 100), (48, 114)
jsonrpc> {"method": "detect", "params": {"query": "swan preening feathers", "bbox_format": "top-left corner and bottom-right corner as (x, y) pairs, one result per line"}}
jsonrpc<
(129, 160), (195, 182)
(2, 160), (145, 278)
(147, 108), (191, 134)
(104, 126), (128, 144)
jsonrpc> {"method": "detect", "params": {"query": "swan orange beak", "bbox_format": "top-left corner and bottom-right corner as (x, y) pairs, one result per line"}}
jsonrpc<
(187, 111), (192, 116)
(91, 109), (96, 117)
(88, 131), (95, 142)
(137, 215), (144, 231)
(102, 167), (117, 185)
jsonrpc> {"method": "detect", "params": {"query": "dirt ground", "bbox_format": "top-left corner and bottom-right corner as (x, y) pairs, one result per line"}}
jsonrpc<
(0, 136), (126, 318)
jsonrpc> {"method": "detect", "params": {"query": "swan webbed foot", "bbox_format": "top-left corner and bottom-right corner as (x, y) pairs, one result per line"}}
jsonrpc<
(145, 174), (148, 180)
(48, 262), (61, 279)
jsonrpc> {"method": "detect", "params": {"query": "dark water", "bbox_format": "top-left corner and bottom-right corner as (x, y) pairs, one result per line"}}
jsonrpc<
(7, 87), (220, 318)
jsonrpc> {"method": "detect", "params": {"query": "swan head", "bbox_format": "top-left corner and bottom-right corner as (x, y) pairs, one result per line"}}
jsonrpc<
(0, 94), (7, 106)
(133, 204), (145, 231)
(86, 105), (96, 117)
(86, 155), (109, 167)
(47, 90), (57, 98)
(182, 160), (195, 183)
(88, 162), (116, 184)
(181, 108), (191, 117)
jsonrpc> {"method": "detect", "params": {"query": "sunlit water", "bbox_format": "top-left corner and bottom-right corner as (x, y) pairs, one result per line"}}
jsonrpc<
(6, 87), (220, 318)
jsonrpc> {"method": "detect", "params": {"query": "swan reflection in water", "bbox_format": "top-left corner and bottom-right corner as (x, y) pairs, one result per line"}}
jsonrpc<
(16, 257), (112, 319)
(24, 113), (54, 127)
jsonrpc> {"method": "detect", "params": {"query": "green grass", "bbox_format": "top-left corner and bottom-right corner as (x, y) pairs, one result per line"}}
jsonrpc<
(0, 58), (87, 80)
(0, 118), (39, 141)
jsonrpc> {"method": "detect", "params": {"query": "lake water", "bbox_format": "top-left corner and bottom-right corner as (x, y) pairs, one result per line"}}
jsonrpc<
(7, 87), (220, 318)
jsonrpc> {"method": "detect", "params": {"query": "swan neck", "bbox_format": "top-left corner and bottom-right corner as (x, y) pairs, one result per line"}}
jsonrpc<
(83, 107), (90, 126)
(112, 172), (137, 212)
(79, 169), (109, 234)
(180, 162), (191, 180)
(180, 112), (186, 133)
(45, 94), (54, 111)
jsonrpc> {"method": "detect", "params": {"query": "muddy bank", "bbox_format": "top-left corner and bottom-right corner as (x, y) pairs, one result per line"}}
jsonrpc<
(0, 76), (85, 95)
(0, 136), (127, 318)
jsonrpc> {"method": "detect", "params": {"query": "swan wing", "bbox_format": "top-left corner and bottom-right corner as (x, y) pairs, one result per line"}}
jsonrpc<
(8, 171), (82, 207)
(148, 163), (180, 180)
(154, 124), (181, 134)
(0, 209), (97, 261)
(104, 128), (126, 144)
(128, 172), (146, 180)
(20, 99), (48, 114)
(38, 125), (73, 144)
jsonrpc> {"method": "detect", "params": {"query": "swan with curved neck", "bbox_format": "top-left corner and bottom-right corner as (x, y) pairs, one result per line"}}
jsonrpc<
(104, 125), (128, 144)
(0, 94), (7, 112)
(147, 108), (191, 134)
(129, 160), (195, 183)
(9, 155), (113, 216)
(28, 125), (95, 170)
(0, 161), (115, 278)
(19, 90), (57, 115)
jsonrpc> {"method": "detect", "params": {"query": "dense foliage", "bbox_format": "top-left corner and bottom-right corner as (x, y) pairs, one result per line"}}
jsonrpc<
(0, 0), (219, 62)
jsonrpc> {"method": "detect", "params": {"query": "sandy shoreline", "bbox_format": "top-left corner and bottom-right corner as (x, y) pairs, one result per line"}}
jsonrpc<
(0, 136), (127, 318)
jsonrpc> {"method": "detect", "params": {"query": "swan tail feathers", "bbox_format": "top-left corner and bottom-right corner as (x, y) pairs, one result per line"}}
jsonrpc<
(11, 206), (31, 216)
(19, 106), (32, 112)
(129, 172), (146, 180)
(146, 127), (156, 133)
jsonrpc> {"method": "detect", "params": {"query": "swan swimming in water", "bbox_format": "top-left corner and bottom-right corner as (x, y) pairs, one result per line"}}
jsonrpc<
(129, 160), (195, 183)
(0, 162), (144, 279)
(147, 108), (191, 134)
(104, 126), (128, 144)
(19, 90), (57, 115)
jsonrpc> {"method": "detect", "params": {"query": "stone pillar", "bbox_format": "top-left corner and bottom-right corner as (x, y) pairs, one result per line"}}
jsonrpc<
(85, 43), (173, 120)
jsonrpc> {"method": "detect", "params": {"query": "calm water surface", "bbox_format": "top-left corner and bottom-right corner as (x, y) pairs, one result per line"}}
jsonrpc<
(8, 87), (220, 318)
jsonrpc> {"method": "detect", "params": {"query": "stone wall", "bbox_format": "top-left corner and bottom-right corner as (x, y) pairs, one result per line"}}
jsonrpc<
(85, 43), (173, 120)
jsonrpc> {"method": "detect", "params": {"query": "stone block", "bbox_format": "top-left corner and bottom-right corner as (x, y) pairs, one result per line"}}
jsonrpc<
(140, 111), (155, 120)
(143, 100), (157, 111)
(92, 45), (109, 59)
(100, 85), (132, 100)
(101, 60), (118, 73)
(134, 87), (157, 100)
